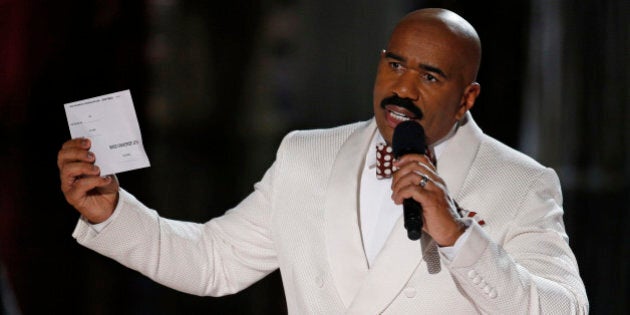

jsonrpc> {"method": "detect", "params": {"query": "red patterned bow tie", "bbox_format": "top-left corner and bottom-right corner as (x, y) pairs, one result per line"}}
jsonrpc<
(376, 143), (394, 179)
(376, 143), (396, 179)
(376, 143), (435, 179)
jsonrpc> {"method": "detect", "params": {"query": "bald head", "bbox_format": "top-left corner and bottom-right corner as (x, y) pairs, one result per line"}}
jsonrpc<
(373, 8), (483, 145)
(390, 8), (481, 83)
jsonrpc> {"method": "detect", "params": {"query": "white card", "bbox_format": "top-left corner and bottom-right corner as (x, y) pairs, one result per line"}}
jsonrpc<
(64, 90), (150, 175)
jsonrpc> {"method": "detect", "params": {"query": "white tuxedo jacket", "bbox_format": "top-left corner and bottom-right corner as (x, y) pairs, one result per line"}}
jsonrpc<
(73, 113), (588, 314)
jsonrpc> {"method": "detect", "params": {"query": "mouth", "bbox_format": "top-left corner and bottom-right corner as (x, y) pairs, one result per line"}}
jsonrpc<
(384, 105), (420, 128)
(386, 106), (416, 122)
(379, 96), (423, 128)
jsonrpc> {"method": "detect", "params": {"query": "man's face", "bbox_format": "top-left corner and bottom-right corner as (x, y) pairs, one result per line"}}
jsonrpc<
(373, 22), (476, 145)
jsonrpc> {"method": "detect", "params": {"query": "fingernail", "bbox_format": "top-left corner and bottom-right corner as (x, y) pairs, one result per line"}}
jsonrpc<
(87, 152), (95, 160)
(81, 138), (90, 147)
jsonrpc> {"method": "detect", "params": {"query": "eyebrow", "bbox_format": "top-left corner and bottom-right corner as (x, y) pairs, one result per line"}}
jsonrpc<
(384, 51), (448, 79)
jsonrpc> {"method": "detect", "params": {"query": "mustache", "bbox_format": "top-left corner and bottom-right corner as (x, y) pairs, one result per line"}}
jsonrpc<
(380, 95), (424, 119)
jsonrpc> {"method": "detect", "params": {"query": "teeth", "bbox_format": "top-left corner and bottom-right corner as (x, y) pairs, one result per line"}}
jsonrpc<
(389, 110), (411, 121)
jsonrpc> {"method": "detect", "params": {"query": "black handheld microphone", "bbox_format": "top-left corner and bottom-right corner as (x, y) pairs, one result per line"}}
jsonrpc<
(392, 120), (427, 241)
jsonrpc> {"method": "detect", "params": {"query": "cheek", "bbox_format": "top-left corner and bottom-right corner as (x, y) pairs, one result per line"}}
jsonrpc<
(373, 75), (387, 95)
(425, 90), (463, 118)
(420, 100), (460, 142)
(373, 64), (395, 93)
(373, 77), (391, 109)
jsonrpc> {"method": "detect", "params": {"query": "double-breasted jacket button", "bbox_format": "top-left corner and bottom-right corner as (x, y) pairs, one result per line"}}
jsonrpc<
(488, 288), (497, 298)
(403, 287), (417, 298)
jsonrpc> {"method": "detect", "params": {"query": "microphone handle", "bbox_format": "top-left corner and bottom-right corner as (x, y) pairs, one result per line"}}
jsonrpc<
(403, 198), (423, 240)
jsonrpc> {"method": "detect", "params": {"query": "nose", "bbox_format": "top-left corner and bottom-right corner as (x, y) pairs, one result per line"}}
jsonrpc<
(391, 71), (419, 100)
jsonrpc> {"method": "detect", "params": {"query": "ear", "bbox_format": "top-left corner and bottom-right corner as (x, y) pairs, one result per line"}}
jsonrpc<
(455, 82), (480, 120)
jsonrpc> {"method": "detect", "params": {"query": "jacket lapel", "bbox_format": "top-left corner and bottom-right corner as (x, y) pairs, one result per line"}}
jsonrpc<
(436, 112), (484, 199)
(324, 119), (376, 307)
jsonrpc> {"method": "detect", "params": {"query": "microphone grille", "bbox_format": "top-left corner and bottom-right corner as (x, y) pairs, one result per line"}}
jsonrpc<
(392, 121), (426, 159)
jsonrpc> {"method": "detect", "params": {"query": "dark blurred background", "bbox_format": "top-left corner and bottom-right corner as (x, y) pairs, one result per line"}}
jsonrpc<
(1, 0), (627, 314)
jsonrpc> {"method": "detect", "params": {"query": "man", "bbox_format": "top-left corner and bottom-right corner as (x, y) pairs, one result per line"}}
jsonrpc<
(58, 8), (588, 314)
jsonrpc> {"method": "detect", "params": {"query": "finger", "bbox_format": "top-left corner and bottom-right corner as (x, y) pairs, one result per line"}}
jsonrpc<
(393, 154), (435, 175)
(393, 153), (426, 167)
(68, 174), (112, 194)
(393, 172), (452, 207)
(415, 163), (444, 186)
(392, 158), (437, 188)
(57, 146), (95, 169)
(395, 161), (437, 182)
(394, 153), (434, 167)
(64, 175), (112, 205)
(412, 160), (448, 188)
(413, 170), (431, 188)
(392, 169), (431, 195)
(406, 169), (448, 193)
(58, 138), (91, 168)
(391, 181), (430, 205)
(61, 138), (91, 150)
(60, 162), (101, 192)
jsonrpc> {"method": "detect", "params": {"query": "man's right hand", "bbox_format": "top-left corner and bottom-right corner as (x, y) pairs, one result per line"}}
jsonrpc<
(58, 138), (120, 224)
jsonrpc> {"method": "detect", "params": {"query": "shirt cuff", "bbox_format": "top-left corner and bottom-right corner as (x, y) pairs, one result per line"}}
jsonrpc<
(83, 193), (124, 233)
(437, 218), (473, 261)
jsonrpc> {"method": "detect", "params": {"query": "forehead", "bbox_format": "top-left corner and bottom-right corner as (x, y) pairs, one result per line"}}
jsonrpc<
(386, 22), (467, 77)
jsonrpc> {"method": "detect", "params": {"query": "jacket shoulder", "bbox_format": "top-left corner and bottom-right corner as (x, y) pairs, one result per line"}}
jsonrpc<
(272, 120), (372, 174)
(280, 120), (371, 154)
(478, 135), (549, 176)
(463, 134), (562, 212)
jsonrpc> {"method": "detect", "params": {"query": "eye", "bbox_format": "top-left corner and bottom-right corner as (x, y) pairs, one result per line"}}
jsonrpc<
(389, 62), (404, 71)
(423, 73), (438, 83)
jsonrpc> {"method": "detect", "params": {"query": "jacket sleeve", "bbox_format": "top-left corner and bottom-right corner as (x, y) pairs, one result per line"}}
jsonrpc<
(72, 155), (283, 297)
(442, 168), (589, 314)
